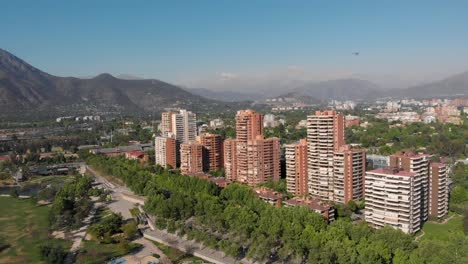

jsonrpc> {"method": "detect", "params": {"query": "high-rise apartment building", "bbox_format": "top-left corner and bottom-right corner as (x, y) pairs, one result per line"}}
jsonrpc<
(429, 162), (449, 219)
(223, 139), (238, 181)
(245, 136), (281, 186)
(223, 110), (280, 186)
(180, 142), (203, 175)
(160, 112), (175, 136)
(333, 145), (366, 203)
(365, 167), (423, 234)
(197, 133), (223, 172)
(160, 109), (197, 144)
(154, 136), (177, 169)
(285, 139), (308, 196)
(390, 153), (429, 222)
(307, 110), (345, 201)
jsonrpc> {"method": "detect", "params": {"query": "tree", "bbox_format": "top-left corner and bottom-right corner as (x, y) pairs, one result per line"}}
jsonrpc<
(39, 243), (67, 264)
(9, 188), (18, 198)
(122, 221), (138, 239)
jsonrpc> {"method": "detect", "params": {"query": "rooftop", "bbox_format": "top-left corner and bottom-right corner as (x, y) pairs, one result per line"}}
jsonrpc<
(283, 197), (331, 211)
(254, 187), (285, 201)
(368, 167), (416, 177)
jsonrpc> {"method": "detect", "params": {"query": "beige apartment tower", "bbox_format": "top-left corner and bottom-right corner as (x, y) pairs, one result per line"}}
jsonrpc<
(365, 167), (423, 234)
(307, 110), (345, 201)
(390, 153), (429, 222)
(285, 139), (308, 196)
(161, 109), (197, 144)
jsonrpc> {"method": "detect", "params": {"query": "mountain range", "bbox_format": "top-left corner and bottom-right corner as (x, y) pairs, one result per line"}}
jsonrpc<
(0, 48), (238, 118)
(0, 48), (467, 118)
(191, 74), (468, 102)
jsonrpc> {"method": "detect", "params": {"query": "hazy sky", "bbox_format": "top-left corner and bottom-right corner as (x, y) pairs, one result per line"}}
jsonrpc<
(2, 1), (468, 89)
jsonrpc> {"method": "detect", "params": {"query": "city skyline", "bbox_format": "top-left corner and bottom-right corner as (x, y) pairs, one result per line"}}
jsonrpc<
(2, 1), (468, 89)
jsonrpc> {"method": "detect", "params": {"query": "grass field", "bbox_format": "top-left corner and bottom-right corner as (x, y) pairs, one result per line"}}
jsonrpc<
(27, 175), (75, 186)
(75, 240), (141, 264)
(0, 197), (71, 264)
(421, 213), (464, 241)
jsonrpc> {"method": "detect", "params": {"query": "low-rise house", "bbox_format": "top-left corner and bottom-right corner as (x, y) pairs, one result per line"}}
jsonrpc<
(283, 197), (335, 222)
(254, 187), (285, 207)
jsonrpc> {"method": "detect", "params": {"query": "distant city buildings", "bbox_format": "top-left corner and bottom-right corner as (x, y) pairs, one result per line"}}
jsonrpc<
(209, 118), (224, 128)
(344, 115), (360, 128)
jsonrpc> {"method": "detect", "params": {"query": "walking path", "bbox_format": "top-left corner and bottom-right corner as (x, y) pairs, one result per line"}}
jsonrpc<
(87, 164), (256, 264)
(144, 228), (254, 264)
(64, 205), (98, 264)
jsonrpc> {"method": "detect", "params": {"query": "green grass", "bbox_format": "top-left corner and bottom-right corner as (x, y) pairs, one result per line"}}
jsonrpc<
(422, 214), (464, 241)
(129, 207), (140, 217)
(0, 197), (71, 264)
(149, 240), (205, 264)
(75, 240), (140, 264)
(26, 175), (75, 186)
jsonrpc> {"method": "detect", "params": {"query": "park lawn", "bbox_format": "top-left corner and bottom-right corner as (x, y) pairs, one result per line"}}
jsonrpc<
(75, 240), (140, 264)
(422, 214), (464, 241)
(150, 240), (204, 264)
(0, 197), (71, 264)
(27, 175), (75, 186)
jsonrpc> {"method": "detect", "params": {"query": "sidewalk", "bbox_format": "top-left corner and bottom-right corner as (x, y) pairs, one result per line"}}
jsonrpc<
(143, 228), (254, 264)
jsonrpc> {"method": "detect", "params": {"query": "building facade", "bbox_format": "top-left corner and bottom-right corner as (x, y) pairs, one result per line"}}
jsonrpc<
(390, 153), (429, 222)
(333, 145), (366, 203)
(197, 133), (223, 172)
(161, 109), (197, 144)
(154, 136), (177, 169)
(180, 142), (203, 175)
(160, 112), (175, 136)
(429, 162), (449, 219)
(307, 110), (345, 201)
(245, 136), (281, 186)
(365, 167), (423, 234)
(223, 139), (238, 181)
(285, 139), (308, 196)
(223, 110), (281, 186)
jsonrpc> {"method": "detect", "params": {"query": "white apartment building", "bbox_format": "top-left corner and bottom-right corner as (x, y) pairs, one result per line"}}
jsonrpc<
(365, 167), (423, 234)
(163, 109), (197, 144)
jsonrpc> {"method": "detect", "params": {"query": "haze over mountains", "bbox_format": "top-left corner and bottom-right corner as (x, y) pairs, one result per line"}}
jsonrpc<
(0, 48), (236, 116)
(189, 74), (468, 102)
(0, 48), (467, 116)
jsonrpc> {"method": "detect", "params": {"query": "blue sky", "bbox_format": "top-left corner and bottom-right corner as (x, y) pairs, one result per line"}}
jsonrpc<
(2, 1), (468, 88)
